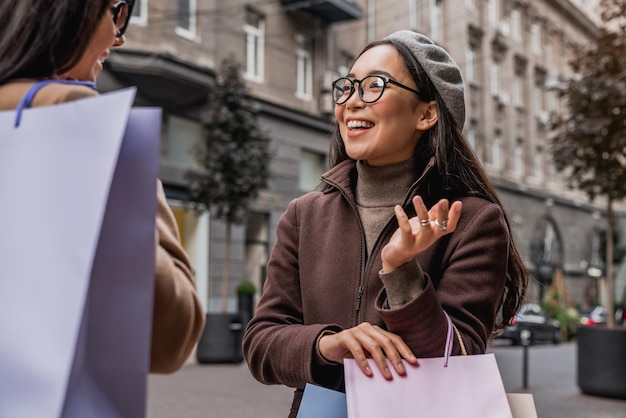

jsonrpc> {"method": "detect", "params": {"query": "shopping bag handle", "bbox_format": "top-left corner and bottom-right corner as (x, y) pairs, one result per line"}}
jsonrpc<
(14, 79), (97, 127)
(443, 312), (454, 367)
(442, 311), (468, 367)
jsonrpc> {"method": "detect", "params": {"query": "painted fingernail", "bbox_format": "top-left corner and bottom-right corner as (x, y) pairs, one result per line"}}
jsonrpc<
(441, 200), (448, 211)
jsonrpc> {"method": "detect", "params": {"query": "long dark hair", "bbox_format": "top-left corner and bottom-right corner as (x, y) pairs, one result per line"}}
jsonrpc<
(327, 39), (528, 332)
(0, 0), (110, 85)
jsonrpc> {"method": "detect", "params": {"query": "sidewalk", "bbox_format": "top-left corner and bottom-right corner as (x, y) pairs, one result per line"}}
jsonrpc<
(147, 342), (626, 418)
(490, 342), (625, 418)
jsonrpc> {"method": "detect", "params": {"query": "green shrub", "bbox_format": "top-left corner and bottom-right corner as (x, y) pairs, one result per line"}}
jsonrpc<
(542, 292), (580, 341)
(236, 280), (257, 296)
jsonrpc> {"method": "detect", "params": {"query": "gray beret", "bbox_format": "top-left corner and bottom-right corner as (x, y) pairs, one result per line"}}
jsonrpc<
(383, 30), (465, 129)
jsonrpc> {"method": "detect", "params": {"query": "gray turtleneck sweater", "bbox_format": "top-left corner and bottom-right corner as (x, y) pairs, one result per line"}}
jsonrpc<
(355, 159), (426, 308)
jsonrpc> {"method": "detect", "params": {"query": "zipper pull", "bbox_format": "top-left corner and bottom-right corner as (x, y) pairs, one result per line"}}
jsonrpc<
(355, 286), (364, 312)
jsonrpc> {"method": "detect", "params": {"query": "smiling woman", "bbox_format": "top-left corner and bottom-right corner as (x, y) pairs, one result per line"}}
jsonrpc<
(243, 30), (529, 418)
(0, 0), (205, 374)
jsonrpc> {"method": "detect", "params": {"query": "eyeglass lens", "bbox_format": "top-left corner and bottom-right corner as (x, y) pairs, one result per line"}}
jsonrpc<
(112, 1), (131, 36)
(332, 76), (386, 104)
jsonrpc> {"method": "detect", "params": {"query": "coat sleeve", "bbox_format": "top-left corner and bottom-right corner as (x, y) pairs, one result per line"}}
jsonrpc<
(243, 199), (344, 390)
(376, 201), (510, 357)
(150, 180), (205, 373)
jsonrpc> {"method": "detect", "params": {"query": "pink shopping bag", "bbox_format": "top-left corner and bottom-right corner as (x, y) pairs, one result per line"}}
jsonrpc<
(344, 313), (513, 418)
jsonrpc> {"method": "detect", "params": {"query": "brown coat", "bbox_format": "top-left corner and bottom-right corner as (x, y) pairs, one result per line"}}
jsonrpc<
(0, 80), (205, 373)
(243, 159), (509, 416)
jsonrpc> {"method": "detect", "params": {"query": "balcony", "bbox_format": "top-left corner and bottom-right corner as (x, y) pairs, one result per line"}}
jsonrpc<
(280, 0), (362, 23)
(102, 49), (214, 109)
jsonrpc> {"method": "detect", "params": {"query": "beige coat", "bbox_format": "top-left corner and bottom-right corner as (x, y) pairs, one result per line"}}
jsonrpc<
(0, 80), (205, 373)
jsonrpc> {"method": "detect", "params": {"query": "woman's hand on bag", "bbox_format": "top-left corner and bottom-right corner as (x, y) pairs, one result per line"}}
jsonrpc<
(381, 196), (462, 273)
(317, 322), (417, 380)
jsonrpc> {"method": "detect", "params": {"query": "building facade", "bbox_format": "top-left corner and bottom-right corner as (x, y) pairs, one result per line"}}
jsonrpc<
(100, 0), (622, 312)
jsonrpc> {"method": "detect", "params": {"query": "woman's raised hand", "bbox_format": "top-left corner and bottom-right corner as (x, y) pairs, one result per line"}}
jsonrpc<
(317, 322), (417, 379)
(381, 196), (462, 273)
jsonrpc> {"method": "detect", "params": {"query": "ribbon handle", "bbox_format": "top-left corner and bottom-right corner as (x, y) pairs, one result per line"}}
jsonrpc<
(14, 79), (97, 127)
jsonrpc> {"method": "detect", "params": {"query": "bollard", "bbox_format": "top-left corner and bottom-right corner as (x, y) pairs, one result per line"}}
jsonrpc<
(520, 329), (531, 389)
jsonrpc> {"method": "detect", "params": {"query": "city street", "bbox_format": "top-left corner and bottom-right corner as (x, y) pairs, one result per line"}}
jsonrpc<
(147, 342), (626, 418)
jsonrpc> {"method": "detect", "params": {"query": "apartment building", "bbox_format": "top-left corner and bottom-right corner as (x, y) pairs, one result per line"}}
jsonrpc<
(99, 0), (614, 310)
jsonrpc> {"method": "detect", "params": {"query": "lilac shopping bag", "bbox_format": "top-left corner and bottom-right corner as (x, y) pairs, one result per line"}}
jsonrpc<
(344, 314), (513, 418)
(0, 88), (160, 418)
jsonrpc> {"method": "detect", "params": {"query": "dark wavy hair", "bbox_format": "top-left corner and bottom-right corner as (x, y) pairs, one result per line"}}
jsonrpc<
(326, 39), (528, 332)
(0, 0), (110, 85)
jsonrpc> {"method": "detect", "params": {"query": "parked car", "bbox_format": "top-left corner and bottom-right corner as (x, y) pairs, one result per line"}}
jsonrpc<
(580, 306), (608, 326)
(497, 303), (562, 345)
(618, 287), (626, 326)
(581, 295), (626, 326)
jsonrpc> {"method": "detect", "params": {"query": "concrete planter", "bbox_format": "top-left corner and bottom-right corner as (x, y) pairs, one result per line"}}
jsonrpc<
(237, 293), (254, 327)
(577, 325), (626, 399)
(196, 313), (244, 364)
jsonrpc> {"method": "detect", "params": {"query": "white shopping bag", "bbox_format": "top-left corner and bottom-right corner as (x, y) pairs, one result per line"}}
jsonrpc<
(0, 88), (161, 418)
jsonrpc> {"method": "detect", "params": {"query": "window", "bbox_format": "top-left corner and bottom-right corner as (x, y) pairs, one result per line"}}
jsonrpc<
(244, 9), (265, 81)
(176, 0), (196, 38)
(299, 150), (326, 192)
(466, 45), (475, 84)
(512, 74), (522, 107)
(534, 146), (543, 183)
(338, 51), (353, 77)
(131, 0), (148, 26)
(548, 91), (559, 112)
(546, 37), (553, 67)
(511, 8), (521, 42)
(531, 22), (541, 54)
(550, 35), (560, 67)
(164, 115), (202, 169)
(533, 84), (543, 115)
(430, 0), (443, 43)
(409, 0), (420, 29)
(467, 119), (477, 149)
(514, 140), (523, 178)
(491, 61), (500, 97)
(492, 130), (501, 171)
(295, 34), (313, 100)
(489, 0), (499, 27)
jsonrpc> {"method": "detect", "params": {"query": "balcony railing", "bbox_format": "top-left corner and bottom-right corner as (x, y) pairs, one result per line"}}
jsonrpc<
(280, 0), (362, 23)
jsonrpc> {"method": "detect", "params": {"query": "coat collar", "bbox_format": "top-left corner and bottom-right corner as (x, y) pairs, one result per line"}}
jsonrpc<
(321, 157), (437, 208)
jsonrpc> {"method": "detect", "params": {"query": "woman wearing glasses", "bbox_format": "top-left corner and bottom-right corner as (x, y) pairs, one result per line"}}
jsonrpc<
(243, 30), (528, 417)
(0, 0), (205, 373)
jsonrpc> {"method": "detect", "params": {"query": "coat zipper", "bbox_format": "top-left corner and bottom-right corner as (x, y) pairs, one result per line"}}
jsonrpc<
(322, 178), (368, 322)
(355, 285), (365, 313)
(321, 158), (435, 322)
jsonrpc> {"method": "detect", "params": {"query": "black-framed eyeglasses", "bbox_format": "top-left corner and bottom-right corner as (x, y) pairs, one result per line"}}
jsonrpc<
(111, 0), (135, 38)
(332, 75), (420, 105)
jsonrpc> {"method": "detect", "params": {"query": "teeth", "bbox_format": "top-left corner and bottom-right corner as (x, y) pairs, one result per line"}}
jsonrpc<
(347, 120), (374, 129)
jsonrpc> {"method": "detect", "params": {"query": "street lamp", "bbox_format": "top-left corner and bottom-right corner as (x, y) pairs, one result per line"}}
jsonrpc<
(529, 214), (563, 301)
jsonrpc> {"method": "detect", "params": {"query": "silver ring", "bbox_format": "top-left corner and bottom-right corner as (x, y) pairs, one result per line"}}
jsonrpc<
(419, 219), (431, 228)
(434, 219), (448, 231)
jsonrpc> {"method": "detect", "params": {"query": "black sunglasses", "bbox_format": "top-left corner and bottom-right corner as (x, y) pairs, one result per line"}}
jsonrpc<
(111, 0), (135, 38)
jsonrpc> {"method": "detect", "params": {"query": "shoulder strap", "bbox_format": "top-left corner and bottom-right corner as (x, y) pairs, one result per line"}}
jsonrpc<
(14, 79), (97, 127)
